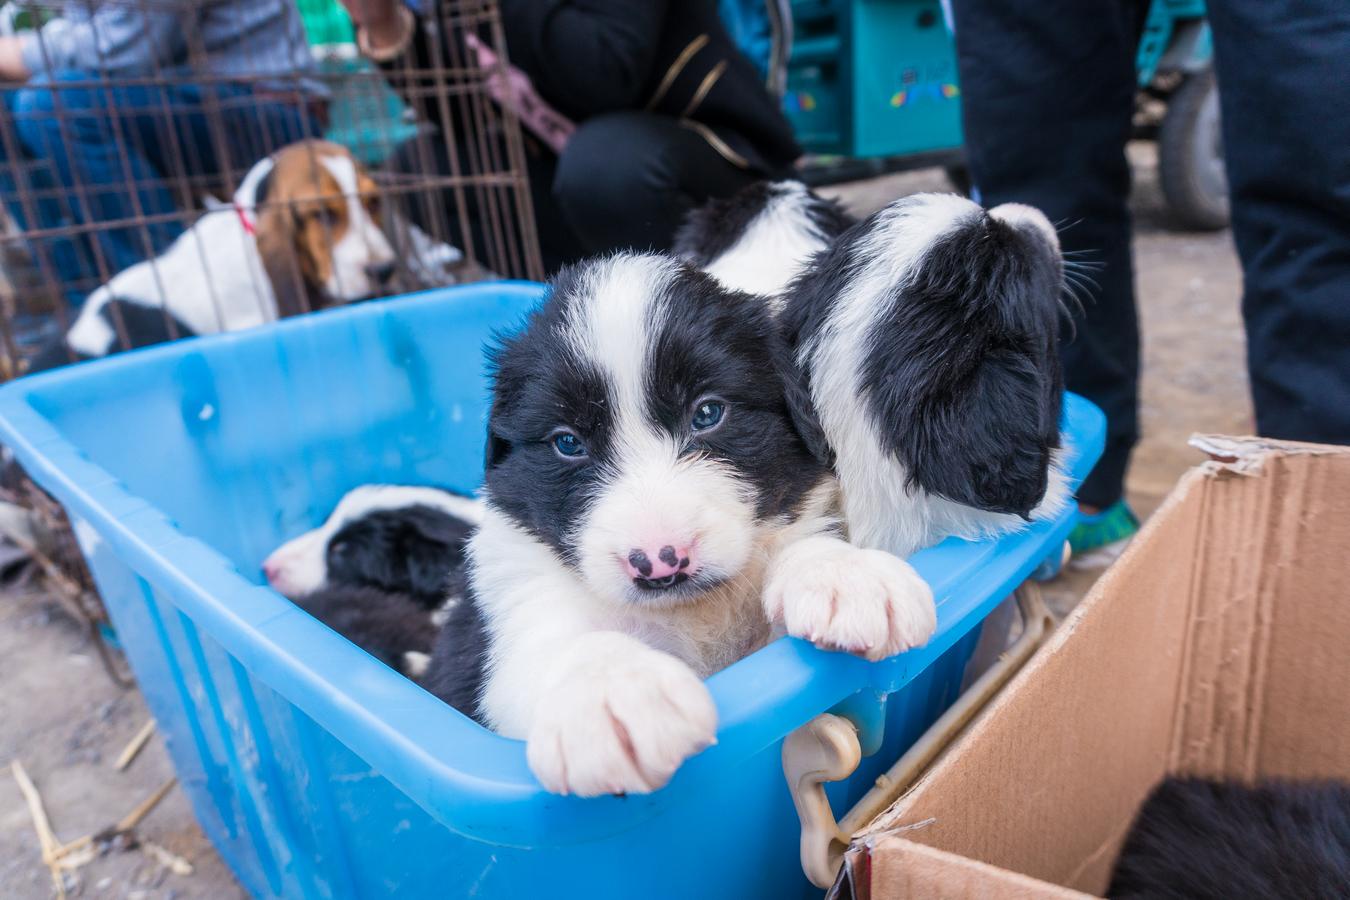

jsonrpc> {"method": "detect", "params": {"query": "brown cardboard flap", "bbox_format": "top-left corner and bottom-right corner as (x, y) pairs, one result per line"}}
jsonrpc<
(867, 837), (1090, 900)
(859, 465), (1209, 893)
(859, 439), (1350, 897)
(1170, 443), (1350, 781)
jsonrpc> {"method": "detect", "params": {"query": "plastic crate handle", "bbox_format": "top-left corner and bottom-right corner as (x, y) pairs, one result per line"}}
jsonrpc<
(783, 581), (1057, 889)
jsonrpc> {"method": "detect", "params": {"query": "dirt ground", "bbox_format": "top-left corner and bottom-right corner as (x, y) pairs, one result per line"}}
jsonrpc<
(0, 143), (1248, 897)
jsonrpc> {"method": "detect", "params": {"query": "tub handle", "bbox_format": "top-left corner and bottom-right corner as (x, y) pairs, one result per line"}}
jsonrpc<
(783, 582), (1056, 889)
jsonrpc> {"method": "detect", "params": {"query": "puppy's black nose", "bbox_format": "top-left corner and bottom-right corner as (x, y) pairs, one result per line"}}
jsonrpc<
(365, 261), (396, 284)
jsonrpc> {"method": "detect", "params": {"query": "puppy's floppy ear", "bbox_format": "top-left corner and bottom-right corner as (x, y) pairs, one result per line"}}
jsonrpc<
(864, 221), (1063, 518)
(255, 181), (313, 320)
(396, 508), (472, 604)
(482, 329), (530, 470)
(774, 337), (834, 467)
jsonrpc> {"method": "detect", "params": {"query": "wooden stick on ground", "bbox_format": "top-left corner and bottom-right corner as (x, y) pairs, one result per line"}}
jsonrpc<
(114, 719), (156, 772)
(10, 761), (69, 899)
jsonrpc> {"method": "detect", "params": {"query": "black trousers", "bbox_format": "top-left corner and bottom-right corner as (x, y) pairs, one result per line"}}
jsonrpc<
(950, 0), (1350, 508)
(397, 111), (760, 275)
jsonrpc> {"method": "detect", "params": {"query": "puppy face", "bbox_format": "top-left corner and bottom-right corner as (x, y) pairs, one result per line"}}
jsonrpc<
(256, 141), (397, 307)
(485, 254), (828, 609)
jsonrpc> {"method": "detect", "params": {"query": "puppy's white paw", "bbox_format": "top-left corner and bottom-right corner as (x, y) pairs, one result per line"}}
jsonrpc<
(526, 634), (717, 797)
(764, 536), (936, 662)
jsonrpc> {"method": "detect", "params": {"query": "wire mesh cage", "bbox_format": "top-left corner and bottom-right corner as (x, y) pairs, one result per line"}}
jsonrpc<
(0, 0), (542, 377)
(0, 0), (542, 667)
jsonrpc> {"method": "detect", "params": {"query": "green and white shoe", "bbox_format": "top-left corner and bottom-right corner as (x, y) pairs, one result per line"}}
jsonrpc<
(1067, 500), (1139, 570)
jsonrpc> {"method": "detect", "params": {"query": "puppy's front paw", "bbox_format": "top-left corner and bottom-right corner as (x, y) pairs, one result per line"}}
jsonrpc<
(526, 635), (717, 797)
(764, 536), (936, 662)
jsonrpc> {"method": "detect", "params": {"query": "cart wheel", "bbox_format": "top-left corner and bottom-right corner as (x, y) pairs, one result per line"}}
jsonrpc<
(1158, 69), (1230, 231)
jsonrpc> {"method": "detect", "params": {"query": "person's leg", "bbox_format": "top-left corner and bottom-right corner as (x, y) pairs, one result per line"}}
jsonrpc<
(950, 0), (1141, 511)
(1, 80), (106, 301)
(11, 71), (185, 286)
(1206, 0), (1350, 442)
(552, 112), (759, 257)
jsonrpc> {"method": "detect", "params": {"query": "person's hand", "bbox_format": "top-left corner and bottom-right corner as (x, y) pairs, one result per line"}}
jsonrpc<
(0, 35), (31, 82)
(339, 0), (407, 54)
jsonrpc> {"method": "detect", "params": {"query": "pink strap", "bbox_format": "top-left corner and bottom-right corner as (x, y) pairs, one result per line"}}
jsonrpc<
(465, 33), (577, 154)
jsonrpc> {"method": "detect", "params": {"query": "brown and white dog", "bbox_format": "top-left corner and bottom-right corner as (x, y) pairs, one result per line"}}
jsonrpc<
(58, 140), (397, 361)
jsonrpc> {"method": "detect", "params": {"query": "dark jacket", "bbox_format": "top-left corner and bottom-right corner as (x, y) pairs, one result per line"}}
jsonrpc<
(384, 0), (801, 175)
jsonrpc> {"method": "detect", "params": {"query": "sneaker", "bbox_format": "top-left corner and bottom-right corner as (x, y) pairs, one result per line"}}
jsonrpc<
(1067, 500), (1139, 570)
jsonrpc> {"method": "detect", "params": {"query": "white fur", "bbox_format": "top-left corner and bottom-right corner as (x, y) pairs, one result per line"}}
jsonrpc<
(65, 147), (396, 358)
(66, 196), (273, 356)
(471, 481), (839, 795)
(318, 153), (395, 300)
(799, 193), (1070, 558)
(264, 485), (482, 598)
(762, 535), (936, 662)
(701, 181), (836, 305)
(989, 202), (1061, 252)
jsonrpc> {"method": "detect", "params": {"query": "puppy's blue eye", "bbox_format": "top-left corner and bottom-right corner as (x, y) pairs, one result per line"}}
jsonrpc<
(691, 400), (725, 431)
(552, 431), (586, 458)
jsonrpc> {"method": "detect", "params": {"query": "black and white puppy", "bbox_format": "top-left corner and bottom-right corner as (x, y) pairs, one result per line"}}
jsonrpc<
(429, 193), (1068, 797)
(425, 252), (937, 797)
(265, 485), (480, 677)
(673, 180), (854, 301)
(782, 194), (1070, 557)
(264, 484), (480, 605)
(1109, 777), (1350, 899)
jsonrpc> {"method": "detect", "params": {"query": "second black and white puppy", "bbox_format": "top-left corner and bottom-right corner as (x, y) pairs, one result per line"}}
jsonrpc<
(425, 252), (938, 797)
(264, 484), (480, 605)
(264, 485), (481, 677)
(673, 180), (854, 301)
(783, 194), (1070, 556)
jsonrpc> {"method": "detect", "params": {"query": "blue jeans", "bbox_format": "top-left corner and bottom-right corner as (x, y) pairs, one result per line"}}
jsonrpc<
(0, 70), (321, 304)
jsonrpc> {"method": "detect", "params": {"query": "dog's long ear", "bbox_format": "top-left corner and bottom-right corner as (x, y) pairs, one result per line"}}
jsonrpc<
(255, 192), (313, 320)
(865, 219), (1063, 518)
(774, 338), (834, 467)
(482, 330), (529, 471)
(398, 508), (473, 604)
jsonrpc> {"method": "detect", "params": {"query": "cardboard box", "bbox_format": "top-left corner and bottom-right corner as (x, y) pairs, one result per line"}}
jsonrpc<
(842, 436), (1350, 899)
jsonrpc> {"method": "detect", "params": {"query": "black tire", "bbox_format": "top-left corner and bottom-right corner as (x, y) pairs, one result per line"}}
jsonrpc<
(1158, 69), (1230, 231)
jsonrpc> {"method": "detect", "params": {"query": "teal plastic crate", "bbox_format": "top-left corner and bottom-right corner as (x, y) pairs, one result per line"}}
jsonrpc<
(784, 0), (963, 158)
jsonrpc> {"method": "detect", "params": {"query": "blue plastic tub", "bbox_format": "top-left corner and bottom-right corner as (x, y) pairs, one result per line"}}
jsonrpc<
(0, 283), (1104, 898)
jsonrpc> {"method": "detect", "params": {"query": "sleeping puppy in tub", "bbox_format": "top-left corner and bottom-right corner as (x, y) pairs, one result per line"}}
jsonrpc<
(33, 140), (398, 368)
(263, 485), (482, 678)
(424, 190), (1069, 797)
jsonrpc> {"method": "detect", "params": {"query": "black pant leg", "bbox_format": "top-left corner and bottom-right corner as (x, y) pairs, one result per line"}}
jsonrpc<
(950, 0), (1141, 509)
(1207, 0), (1350, 442)
(552, 111), (759, 257)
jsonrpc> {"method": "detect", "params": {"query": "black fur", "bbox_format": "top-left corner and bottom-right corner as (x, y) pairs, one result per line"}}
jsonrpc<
(325, 504), (474, 608)
(482, 261), (829, 565)
(1109, 777), (1350, 900)
(296, 584), (437, 676)
(420, 594), (487, 719)
(26, 300), (198, 372)
(783, 200), (1063, 517)
(672, 180), (854, 268)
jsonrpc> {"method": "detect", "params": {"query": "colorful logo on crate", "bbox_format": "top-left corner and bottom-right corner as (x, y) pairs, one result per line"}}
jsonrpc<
(890, 83), (960, 108)
(790, 91), (818, 112)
